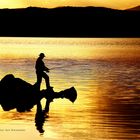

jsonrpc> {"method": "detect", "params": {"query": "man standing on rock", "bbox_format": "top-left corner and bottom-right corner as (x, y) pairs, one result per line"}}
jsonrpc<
(35, 53), (51, 90)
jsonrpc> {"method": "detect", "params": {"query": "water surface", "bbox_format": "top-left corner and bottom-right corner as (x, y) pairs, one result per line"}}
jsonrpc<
(0, 38), (140, 140)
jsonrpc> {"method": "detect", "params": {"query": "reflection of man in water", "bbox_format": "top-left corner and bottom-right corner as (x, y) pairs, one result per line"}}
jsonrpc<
(35, 53), (51, 90)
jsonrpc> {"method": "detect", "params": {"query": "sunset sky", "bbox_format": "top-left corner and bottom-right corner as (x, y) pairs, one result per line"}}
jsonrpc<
(0, 0), (139, 10)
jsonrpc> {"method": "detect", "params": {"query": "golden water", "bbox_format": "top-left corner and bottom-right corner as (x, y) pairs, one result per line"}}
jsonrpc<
(0, 37), (140, 140)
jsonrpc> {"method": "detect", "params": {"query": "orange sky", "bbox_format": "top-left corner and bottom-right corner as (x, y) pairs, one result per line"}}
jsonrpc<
(0, 0), (139, 9)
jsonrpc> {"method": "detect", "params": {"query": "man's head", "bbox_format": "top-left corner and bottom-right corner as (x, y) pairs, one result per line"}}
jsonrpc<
(39, 53), (45, 58)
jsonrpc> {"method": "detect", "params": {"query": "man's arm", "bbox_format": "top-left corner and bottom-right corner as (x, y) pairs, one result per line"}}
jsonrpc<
(44, 67), (50, 73)
(41, 60), (49, 72)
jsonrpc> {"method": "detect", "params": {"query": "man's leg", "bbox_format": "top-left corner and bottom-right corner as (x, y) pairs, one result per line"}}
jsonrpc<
(42, 72), (54, 103)
(42, 72), (54, 102)
(36, 72), (42, 90)
(42, 72), (50, 89)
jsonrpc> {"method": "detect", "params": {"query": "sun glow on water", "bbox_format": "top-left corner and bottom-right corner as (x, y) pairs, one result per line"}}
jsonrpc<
(0, 37), (140, 140)
(0, 37), (140, 60)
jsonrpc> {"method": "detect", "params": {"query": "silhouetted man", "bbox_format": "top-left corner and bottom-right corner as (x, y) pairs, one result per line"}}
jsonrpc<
(35, 53), (51, 90)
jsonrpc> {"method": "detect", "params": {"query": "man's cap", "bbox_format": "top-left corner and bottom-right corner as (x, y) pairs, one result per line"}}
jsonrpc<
(39, 53), (45, 57)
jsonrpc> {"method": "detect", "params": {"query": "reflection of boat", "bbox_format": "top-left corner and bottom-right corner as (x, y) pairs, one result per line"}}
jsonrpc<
(0, 74), (77, 112)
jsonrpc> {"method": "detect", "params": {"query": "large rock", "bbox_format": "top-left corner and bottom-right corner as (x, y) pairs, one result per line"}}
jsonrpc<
(0, 74), (40, 112)
(0, 74), (77, 112)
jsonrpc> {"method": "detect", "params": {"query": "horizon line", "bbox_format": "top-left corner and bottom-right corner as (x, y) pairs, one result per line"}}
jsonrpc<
(0, 5), (135, 11)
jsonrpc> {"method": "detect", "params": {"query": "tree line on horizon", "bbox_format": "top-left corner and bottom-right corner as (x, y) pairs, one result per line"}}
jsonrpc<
(0, 6), (140, 37)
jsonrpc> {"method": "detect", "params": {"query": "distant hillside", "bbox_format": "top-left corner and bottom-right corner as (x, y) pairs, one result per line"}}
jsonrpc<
(0, 6), (140, 37)
(126, 5), (140, 11)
